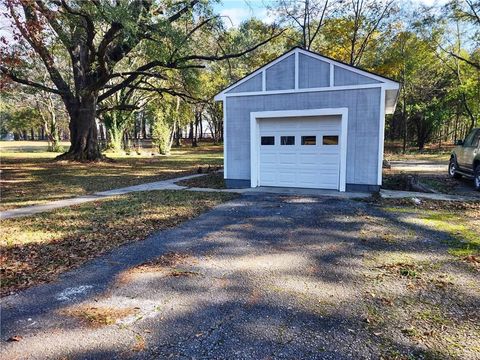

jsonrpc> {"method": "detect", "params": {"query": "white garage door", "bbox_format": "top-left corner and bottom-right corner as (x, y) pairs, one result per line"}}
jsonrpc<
(258, 116), (341, 189)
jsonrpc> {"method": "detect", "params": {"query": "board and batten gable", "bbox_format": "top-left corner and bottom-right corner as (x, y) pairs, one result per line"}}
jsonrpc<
(299, 53), (330, 88)
(226, 73), (262, 93)
(215, 47), (400, 192)
(266, 54), (295, 90)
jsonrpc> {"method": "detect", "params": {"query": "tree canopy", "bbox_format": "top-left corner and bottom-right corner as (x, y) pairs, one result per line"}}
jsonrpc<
(1, 0), (478, 154)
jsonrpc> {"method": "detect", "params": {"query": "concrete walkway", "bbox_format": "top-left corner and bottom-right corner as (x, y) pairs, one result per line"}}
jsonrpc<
(0, 173), (206, 220)
(380, 189), (474, 202)
(3, 171), (474, 220)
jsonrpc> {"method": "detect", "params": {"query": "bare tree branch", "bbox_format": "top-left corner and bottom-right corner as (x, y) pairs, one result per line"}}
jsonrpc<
(168, 0), (200, 22)
(0, 66), (64, 95)
(99, 27), (282, 103)
(8, 2), (73, 98)
(465, 0), (480, 25)
(353, 0), (395, 65)
(97, 104), (140, 113)
(435, 39), (480, 70)
(173, 29), (285, 63)
(309, 0), (329, 49)
(168, 16), (220, 63)
(110, 71), (168, 80)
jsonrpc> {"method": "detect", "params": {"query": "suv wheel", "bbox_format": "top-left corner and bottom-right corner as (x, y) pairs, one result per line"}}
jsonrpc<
(448, 158), (462, 179)
(474, 165), (480, 191)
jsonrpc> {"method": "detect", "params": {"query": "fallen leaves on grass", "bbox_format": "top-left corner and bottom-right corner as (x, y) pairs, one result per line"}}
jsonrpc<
(401, 327), (419, 337)
(60, 305), (138, 327)
(463, 254), (479, 263)
(462, 255), (480, 271)
(377, 262), (421, 279)
(0, 144), (223, 211)
(0, 191), (237, 296)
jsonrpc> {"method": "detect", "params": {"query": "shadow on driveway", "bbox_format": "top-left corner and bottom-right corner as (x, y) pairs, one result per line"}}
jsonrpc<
(1, 194), (478, 359)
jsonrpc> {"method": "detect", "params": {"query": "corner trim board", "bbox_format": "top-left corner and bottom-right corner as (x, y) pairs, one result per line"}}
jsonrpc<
(223, 99), (227, 179)
(377, 87), (386, 185)
(294, 51), (299, 90)
(330, 63), (334, 87)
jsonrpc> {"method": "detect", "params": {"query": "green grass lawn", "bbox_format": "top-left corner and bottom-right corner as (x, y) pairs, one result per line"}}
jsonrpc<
(377, 198), (480, 257)
(359, 198), (480, 358)
(0, 141), (223, 211)
(0, 190), (237, 296)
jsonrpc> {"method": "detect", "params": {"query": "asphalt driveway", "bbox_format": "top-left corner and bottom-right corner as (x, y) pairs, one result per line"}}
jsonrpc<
(1, 194), (478, 359)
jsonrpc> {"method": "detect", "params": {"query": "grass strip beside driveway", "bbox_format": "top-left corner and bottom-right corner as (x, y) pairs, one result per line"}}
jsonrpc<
(176, 172), (226, 189)
(375, 198), (480, 258)
(0, 190), (237, 296)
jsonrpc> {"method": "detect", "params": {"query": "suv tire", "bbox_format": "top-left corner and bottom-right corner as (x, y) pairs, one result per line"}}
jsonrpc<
(474, 165), (480, 191)
(448, 158), (462, 179)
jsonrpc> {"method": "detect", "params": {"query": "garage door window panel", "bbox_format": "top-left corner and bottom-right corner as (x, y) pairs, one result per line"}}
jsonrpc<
(323, 135), (339, 145)
(301, 136), (316, 145)
(261, 136), (275, 145)
(281, 136), (295, 145)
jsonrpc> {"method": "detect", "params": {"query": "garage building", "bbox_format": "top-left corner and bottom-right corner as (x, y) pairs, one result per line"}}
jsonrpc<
(214, 47), (400, 192)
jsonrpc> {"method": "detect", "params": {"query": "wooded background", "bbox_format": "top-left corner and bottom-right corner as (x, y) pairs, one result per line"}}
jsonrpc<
(0, 0), (478, 158)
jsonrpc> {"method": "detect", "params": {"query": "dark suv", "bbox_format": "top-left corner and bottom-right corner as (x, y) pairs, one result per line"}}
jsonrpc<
(449, 128), (480, 191)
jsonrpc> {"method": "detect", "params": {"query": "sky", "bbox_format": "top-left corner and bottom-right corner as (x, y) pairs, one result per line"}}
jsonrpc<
(215, 0), (449, 28)
(0, 0), (450, 39)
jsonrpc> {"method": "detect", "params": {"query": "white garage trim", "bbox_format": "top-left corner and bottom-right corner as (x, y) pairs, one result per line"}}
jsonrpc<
(377, 87), (386, 185)
(223, 99), (228, 179)
(250, 108), (349, 192)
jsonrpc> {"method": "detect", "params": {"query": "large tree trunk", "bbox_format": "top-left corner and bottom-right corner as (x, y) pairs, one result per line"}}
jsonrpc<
(56, 96), (102, 161)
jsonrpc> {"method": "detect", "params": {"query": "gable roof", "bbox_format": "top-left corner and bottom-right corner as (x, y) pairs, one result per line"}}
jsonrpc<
(300, 47), (399, 83)
(214, 46), (400, 100)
